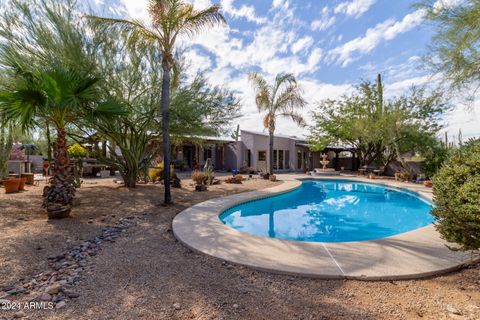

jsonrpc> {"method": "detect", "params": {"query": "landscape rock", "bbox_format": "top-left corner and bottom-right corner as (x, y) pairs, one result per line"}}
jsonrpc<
(447, 304), (462, 315)
(56, 300), (66, 309)
(64, 290), (80, 299)
(173, 303), (181, 310)
(40, 293), (52, 301)
(45, 283), (62, 295)
(13, 311), (25, 318)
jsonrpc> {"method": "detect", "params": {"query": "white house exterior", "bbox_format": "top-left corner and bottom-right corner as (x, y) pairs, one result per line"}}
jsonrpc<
(171, 130), (358, 173)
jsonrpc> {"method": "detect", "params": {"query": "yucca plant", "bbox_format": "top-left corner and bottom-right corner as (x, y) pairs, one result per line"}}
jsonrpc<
(249, 73), (307, 174)
(89, 0), (226, 204)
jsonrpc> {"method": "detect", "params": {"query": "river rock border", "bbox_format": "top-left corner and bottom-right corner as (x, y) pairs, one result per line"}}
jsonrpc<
(0, 216), (141, 312)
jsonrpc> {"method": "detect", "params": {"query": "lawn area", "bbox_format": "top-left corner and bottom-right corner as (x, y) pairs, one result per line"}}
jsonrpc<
(1, 178), (479, 320)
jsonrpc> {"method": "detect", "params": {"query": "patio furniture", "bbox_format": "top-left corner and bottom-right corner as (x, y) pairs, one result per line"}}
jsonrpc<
(358, 165), (368, 175)
(372, 166), (385, 176)
(33, 174), (44, 186)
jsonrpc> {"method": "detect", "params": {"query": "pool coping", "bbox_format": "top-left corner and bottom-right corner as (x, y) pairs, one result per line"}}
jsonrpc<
(172, 174), (479, 280)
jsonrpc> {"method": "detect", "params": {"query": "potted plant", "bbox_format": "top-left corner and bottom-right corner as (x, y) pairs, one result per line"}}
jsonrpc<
(423, 180), (433, 187)
(258, 163), (269, 180)
(192, 171), (207, 191)
(18, 177), (27, 191)
(2, 178), (20, 193)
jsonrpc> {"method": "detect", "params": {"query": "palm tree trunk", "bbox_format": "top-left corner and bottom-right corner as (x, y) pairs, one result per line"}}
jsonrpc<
(46, 122), (52, 165)
(161, 59), (172, 204)
(43, 127), (75, 219)
(269, 127), (274, 175)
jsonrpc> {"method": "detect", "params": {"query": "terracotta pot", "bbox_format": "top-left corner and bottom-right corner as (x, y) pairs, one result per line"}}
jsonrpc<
(21, 173), (34, 185)
(18, 177), (27, 191)
(269, 175), (277, 182)
(2, 178), (20, 193)
(195, 184), (207, 192)
(423, 180), (433, 188)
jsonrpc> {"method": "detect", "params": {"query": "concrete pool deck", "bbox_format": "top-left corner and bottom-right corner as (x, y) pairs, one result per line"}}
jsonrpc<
(172, 174), (478, 280)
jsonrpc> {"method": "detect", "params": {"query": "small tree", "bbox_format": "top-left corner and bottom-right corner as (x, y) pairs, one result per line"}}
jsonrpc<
(432, 139), (480, 251)
(89, 0), (226, 204)
(68, 143), (87, 188)
(249, 72), (306, 174)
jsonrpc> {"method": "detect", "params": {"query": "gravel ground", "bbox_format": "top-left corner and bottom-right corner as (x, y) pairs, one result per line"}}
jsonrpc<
(0, 177), (479, 320)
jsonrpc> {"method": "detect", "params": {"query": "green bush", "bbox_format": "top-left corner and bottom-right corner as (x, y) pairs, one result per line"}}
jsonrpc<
(432, 139), (480, 251)
(422, 142), (449, 178)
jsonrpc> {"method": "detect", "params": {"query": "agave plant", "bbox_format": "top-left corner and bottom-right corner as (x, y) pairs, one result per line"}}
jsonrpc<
(0, 63), (125, 218)
(89, 0), (226, 204)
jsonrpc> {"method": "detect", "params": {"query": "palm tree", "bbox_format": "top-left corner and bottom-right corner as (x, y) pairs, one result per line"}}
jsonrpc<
(249, 72), (307, 175)
(89, 0), (226, 204)
(0, 63), (125, 218)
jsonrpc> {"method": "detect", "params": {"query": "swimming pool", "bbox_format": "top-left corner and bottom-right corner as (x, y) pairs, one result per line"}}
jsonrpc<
(220, 179), (434, 242)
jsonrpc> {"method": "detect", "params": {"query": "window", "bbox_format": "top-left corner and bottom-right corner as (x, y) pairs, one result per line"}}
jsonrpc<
(246, 149), (251, 166)
(285, 150), (290, 169)
(297, 151), (302, 169)
(279, 150), (284, 170)
(258, 150), (266, 161)
(273, 150), (278, 170)
(203, 148), (212, 161)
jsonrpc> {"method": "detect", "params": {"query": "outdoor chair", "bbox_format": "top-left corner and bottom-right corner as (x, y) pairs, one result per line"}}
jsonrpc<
(358, 165), (368, 175)
(373, 166), (385, 176)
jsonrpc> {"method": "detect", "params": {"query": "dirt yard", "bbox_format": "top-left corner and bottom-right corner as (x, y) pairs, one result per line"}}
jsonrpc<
(0, 177), (479, 320)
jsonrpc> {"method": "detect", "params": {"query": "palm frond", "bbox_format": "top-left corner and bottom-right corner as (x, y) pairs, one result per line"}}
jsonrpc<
(274, 83), (307, 112)
(275, 73), (296, 87)
(179, 4), (226, 38)
(249, 72), (271, 111)
(87, 16), (160, 48)
(279, 111), (306, 127)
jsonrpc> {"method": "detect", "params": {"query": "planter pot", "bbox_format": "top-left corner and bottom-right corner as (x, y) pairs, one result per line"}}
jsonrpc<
(46, 203), (71, 219)
(269, 175), (277, 182)
(195, 184), (207, 192)
(21, 173), (34, 185)
(423, 180), (433, 188)
(18, 177), (27, 191)
(2, 178), (20, 193)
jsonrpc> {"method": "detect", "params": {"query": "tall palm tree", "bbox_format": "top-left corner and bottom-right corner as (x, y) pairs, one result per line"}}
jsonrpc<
(89, 0), (226, 204)
(249, 72), (307, 175)
(0, 63), (125, 218)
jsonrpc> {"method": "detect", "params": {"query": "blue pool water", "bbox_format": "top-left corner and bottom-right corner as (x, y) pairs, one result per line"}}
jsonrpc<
(220, 180), (434, 242)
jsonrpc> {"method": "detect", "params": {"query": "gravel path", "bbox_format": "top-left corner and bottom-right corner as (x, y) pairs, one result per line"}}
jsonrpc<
(0, 178), (479, 320)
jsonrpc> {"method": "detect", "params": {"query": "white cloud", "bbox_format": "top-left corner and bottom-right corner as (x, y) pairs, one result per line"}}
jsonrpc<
(433, 0), (462, 12)
(328, 9), (426, 67)
(291, 36), (314, 54)
(118, 0), (149, 22)
(221, 0), (267, 24)
(334, 0), (376, 18)
(311, 6), (336, 31)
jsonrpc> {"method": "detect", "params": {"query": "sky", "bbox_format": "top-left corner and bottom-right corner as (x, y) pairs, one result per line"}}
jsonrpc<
(88, 0), (479, 141)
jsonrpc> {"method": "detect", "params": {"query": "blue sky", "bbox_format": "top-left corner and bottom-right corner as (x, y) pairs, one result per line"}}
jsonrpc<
(88, 0), (478, 140)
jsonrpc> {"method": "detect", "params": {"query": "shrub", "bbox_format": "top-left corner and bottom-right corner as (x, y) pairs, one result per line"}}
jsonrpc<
(192, 170), (206, 185)
(226, 175), (243, 184)
(148, 163), (175, 183)
(148, 168), (163, 183)
(432, 139), (480, 251)
(204, 165), (215, 185)
(67, 144), (87, 159)
(422, 143), (449, 178)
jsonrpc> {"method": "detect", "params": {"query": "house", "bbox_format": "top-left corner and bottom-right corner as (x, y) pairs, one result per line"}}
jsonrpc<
(172, 130), (359, 173)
